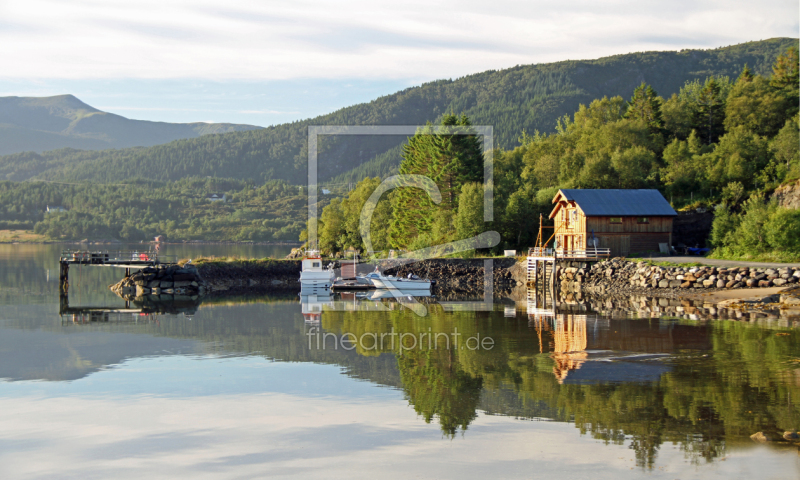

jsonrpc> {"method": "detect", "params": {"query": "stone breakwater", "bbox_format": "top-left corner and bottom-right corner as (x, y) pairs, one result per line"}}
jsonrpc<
(556, 257), (799, 297)
(195, 260), (301, 293)
(110, 264), (204, 299)
(382, 258), (527, 296)
(110, 260), (303, 300)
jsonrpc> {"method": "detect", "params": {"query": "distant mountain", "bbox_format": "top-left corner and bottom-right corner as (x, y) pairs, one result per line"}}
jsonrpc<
(0, 37), (796, 184)
(0, 94), (262, 155)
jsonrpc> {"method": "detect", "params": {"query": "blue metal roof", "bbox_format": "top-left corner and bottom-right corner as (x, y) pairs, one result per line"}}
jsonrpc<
(556, 189), (677, 216)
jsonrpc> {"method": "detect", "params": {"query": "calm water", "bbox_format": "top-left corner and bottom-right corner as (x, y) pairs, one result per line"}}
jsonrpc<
(0, 245), (798, 479)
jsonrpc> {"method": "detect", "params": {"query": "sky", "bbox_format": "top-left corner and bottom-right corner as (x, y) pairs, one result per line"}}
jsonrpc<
(0, 0), (797, 126)
(2, 356), (796, 479)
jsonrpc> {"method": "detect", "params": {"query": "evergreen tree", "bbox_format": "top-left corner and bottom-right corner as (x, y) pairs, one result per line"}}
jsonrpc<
(770, 46), (799, 90)
(388, 115), (484, 249)
(624, 82), (664, 134)
(692, 78), (728, 144)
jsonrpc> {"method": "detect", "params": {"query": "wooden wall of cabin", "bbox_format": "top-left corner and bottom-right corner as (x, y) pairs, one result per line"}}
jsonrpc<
(554, 202), (587, 234)
(553, 201), (589, 251)
(585, 216), (673, 234)
(596, 233), (672, 256)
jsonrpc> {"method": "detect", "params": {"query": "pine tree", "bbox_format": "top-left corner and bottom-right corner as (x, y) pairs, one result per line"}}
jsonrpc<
(624, 82), (663, 134)
(388, 115), (484, 249)
(770, 47), (799, 90)
(692, 78), (727, 145)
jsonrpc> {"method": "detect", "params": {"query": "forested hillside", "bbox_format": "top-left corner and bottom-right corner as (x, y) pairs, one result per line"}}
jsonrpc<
(316, 47), (800, 261)
(1, 38), (795, 185)
(0, 178), (308, 242)
(0, 95), (261, 156)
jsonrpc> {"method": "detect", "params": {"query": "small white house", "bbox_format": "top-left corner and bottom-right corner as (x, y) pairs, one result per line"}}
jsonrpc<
(46, 205), (67, 213)
(206, 193), (226, 202)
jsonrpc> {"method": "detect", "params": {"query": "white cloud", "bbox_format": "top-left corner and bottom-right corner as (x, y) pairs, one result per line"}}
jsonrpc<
(0, 391), (794, 478)
(0, 0), (796, 81)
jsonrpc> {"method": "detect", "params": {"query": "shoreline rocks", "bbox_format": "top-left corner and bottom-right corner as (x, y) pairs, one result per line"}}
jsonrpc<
(557, 257), (799, 298)
(110, 264), (204, 300)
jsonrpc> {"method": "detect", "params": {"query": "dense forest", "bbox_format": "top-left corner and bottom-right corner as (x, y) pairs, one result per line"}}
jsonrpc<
(316, 47), (800, 261)
(0, 38), (795, 186)
(0, 40), (796, 251)
(0, 178), (307, 242)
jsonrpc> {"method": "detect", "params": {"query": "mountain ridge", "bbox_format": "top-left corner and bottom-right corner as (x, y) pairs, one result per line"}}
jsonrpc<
(0, 37), (796, 184)
(0, 94), (262, 155)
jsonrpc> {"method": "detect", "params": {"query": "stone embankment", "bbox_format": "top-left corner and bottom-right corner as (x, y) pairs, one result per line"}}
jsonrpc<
(110, 264), (204, 299)
(556, 257), (799, 297)
(110, 260), (304, 300)
(196, 260), (301, 293)
(382, 258), (527, 296)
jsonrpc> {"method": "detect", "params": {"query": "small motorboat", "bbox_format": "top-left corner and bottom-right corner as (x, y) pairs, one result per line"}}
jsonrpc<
(298, 250), (335, 289)
(364, 271), (432, 290)
(331, 276), (375, 291)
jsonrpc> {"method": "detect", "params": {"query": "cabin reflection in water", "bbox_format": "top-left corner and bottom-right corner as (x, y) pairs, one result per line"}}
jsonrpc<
(526, 288), (710, 384)
(530, 314), (590, 384)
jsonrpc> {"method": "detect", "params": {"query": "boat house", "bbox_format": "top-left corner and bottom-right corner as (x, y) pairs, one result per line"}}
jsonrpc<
(549, 189), (677, 257)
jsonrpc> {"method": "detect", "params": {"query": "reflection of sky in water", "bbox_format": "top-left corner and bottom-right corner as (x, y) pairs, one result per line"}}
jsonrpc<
(1, 356), (796, 479)
(1, 356), (391, 399)
(1, 245), (798, 478)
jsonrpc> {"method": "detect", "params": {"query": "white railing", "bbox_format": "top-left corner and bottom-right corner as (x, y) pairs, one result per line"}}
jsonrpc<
(60, 250), (177, 264)
(527, 247), (610, 259)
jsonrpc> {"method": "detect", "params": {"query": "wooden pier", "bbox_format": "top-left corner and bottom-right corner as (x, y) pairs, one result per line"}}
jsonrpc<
(58, 249), (177, 293)
(526, 246), (611, 300)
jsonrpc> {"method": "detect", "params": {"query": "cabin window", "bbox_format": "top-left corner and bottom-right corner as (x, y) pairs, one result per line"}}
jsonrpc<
(312, 262), (320, 267)
(610, 217), (622, 224)
(637, 217), (649, 224)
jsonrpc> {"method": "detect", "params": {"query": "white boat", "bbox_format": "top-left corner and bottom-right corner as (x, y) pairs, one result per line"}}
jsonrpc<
(367, 288), (432, 300)
(299, 250), (335, 289)
(364, 271), (431, 290)
(299, 292), (333, 324)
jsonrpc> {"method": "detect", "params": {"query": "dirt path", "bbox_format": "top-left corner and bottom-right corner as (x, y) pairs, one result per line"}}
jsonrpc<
(642, 256), (800, 269)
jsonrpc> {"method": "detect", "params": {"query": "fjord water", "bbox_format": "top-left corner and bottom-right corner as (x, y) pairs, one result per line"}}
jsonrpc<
(0, 245), (798, 478)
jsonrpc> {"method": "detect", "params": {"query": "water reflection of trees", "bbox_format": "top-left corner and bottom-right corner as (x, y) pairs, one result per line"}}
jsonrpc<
(320, 304), (800, 467)
(7, 293), (797, 467)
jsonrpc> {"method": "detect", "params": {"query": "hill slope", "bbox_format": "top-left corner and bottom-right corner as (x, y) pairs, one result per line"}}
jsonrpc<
(1, 38), (796, 184)
(0, 94), (262, 155)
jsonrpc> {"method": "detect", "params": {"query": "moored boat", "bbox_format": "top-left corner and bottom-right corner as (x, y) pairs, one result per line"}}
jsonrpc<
(331, 276), (375, 291)
(299, 250), (335, 289)
(364, 271), (432, 290)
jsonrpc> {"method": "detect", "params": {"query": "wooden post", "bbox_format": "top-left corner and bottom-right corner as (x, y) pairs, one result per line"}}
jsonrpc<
(59, 262), (69, 294)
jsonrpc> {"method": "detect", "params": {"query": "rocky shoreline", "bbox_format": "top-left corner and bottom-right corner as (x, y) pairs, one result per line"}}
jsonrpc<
(107, 256), (800, 318)
(557, 257), (799, 297)
(110, 264), (205, 299)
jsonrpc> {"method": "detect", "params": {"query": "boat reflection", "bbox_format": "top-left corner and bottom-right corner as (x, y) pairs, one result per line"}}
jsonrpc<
(300, 287), (433, 319)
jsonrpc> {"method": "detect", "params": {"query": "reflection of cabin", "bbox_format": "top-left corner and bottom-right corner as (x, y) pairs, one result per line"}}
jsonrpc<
(550, 189), (677, 257)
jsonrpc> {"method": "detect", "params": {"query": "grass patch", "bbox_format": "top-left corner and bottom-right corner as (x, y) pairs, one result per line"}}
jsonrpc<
(707, 249), (800, 263)
(0, 229), (47, 243)
(636, 259), (705, 268)
(179, 255), (298, 266)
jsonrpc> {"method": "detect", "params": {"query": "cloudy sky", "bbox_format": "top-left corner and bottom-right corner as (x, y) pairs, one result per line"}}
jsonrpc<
(0, 0), (797, 125)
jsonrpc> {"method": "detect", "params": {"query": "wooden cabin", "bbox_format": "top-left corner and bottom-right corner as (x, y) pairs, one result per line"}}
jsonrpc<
(549, 189), (677, 257)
